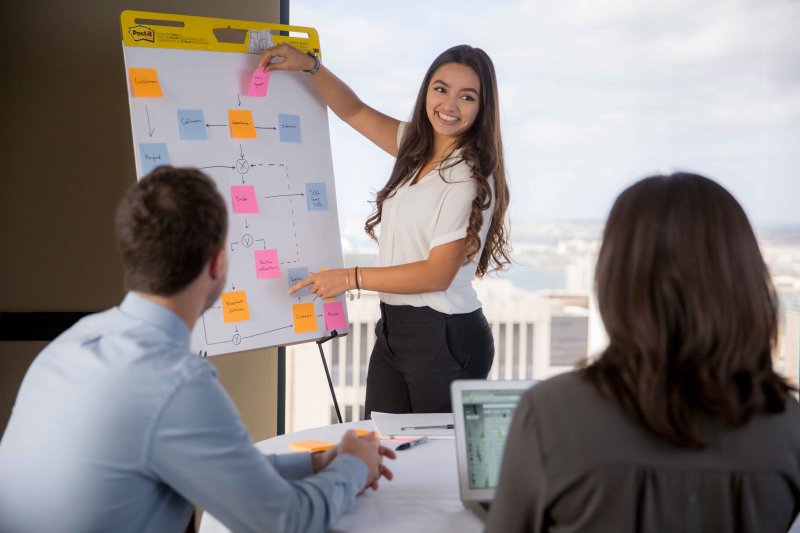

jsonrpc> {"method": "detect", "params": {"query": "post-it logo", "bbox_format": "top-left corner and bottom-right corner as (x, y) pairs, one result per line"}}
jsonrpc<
(129, 25), (155, 43)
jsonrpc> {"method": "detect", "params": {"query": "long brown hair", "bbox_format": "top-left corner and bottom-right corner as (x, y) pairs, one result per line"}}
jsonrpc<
(364, 45), (511, 277)
(585, 172), (793, 448)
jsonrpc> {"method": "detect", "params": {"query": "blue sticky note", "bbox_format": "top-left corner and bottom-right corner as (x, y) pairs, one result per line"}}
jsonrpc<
(139, 143), (170, 174)
(287, 267), (311, 297)
(306, 183), (328, 211)
(279, 114), (302, 143)
(177, 109), (207, 140)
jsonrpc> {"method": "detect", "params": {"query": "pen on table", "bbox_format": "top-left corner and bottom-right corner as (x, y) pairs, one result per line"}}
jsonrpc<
(396, 437), (429, 451)
(400, 424), (454, 430)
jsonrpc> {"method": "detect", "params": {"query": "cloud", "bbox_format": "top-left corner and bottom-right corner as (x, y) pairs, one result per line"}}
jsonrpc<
(292, 0), (800, 223)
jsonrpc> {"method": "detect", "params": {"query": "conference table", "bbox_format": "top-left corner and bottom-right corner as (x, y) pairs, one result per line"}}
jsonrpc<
(198, 420), (483, 533)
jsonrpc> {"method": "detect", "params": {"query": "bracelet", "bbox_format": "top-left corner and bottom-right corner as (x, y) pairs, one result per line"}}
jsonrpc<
(354, 266), (361, 300)
(304, 51), (321, 76)
(345, 269), (354, 301)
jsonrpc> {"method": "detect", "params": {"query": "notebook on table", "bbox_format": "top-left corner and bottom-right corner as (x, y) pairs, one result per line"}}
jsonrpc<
(450, 379), (537, 522)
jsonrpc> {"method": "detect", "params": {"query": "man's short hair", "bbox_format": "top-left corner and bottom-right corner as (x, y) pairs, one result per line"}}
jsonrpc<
(115, 166), (228, 295)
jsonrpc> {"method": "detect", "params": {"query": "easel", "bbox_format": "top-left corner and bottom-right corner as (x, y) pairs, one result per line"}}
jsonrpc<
(316, 330), (343, 423)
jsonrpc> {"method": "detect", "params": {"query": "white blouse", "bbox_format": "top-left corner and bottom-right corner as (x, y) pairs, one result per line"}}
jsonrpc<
(377, 122), (494, 314)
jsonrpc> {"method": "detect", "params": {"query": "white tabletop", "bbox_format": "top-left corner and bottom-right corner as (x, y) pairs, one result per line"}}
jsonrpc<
(198, 421), (483, 533)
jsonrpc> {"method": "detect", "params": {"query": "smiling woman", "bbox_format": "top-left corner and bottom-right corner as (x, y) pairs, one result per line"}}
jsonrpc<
(259, 43), (511, 415)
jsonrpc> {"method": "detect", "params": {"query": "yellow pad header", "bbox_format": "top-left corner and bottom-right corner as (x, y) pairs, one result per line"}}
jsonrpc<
(120, 10), (320, 56)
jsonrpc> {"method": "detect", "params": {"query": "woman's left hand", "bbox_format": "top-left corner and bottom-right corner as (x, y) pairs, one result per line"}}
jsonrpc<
(289, 268), (350, 299)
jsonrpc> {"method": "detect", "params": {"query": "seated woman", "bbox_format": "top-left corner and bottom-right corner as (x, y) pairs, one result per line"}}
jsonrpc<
(487, 173), (800, 532)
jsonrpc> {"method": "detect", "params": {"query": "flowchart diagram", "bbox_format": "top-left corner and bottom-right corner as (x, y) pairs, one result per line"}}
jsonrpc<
(124, 36), (348, 356)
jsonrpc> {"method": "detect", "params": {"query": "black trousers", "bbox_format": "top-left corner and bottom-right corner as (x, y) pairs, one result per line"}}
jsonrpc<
(364, 303), (494, 416)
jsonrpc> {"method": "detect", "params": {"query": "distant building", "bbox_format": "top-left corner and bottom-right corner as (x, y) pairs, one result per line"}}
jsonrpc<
(776, 278), (800, 387)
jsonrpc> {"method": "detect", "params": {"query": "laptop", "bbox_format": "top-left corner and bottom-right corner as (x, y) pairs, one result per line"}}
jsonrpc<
(451, 379), (537, 522)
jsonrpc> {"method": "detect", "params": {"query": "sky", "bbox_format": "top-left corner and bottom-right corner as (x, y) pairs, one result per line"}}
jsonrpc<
(292, 0), (800, 227)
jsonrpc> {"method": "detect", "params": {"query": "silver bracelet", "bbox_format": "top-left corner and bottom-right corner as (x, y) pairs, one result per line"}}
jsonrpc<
(304, 51), (321, 76)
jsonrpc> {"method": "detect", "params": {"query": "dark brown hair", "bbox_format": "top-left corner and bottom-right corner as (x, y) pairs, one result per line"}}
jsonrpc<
(585, 172), (793, 448)
(364, 45), (511, 277)
(115, 166), (227, 295)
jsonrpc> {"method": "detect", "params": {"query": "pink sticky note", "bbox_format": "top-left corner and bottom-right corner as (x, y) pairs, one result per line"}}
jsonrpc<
(324, 301), (348, 331)
(231, 185), (259, 214)
(254, 249), (281, 279)
(248, 69), (270, 97)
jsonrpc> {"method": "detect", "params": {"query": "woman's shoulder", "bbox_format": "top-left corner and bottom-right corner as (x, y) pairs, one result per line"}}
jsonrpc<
(525, 370), (594, 405)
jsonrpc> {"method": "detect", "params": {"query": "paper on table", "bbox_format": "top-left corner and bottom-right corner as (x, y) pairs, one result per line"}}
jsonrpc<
(371, 411), (454, 438)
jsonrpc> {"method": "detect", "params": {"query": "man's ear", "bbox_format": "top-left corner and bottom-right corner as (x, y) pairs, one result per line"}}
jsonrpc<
(208, 248), (226, 280)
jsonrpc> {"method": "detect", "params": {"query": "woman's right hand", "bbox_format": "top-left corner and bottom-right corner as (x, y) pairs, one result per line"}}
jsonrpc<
(258, 43), (315, 73)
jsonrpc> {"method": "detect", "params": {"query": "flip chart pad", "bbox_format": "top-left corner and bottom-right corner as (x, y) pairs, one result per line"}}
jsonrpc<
(123, 11), (350, 356)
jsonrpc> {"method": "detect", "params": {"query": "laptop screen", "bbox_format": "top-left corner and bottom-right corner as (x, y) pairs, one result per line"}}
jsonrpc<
(461, 388), (527, 490)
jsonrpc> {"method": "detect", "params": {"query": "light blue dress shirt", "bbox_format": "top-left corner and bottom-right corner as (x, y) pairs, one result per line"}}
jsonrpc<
(0, 293), (367, 533)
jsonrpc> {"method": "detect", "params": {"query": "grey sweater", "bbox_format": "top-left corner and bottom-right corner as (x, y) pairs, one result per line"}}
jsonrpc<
(487, 371), (800, 532)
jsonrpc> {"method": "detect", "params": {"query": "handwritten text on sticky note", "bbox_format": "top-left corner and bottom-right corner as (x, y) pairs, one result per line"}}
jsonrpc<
(254, 249), (281, 279)
(177, 109), (207, 140)
(287, 267), (311, 297)
(292, 303), (318, 333)
(228, 110), (257, 138)
(324, 301), (348, 331)
(138, 143), (170, 174)
(248, 69), (270, 97)
(129, 68), (163, 97)
(231, 185), (259, 214)
(306, 183), (329, 211)
(222, 291), (251, 323)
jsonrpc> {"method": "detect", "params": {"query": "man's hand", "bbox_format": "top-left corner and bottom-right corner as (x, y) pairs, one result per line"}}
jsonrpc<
(310, 444), (338, 474)
(338, 431), (396, 492)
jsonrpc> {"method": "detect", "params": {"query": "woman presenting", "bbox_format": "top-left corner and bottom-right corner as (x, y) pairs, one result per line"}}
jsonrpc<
(260, 43), (511, 415)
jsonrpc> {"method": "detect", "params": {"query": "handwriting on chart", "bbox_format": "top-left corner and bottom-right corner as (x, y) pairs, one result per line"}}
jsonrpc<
(292, 303), (318, 333)
(177, 109), (207, 140)
(324, 301), (348, 330)
(139, 143), (170, 174)
(287, 267), (312, 297)
(231, 185), (260, 213)
(278, 114), (302, 143)
(222, 291), (251, 323)
(128, 68), (163, 97)
(228, 110), (257, 138)
(305, 183), (329, 211)
(254, 249), (281, 279)
(248, 68), (270, 97)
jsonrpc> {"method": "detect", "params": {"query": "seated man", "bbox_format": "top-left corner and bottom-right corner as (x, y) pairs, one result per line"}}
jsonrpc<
(0, 166), (394, 533)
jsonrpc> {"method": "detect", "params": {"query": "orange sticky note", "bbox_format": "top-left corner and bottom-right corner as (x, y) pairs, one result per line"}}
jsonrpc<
(292, 303), (318, 333)
(355, 429), (381, 438)
(228, 109), (257, 138)
(288, 439), (335, 453)
(128, 68), (163, 97)
(222, 291), (251, 323)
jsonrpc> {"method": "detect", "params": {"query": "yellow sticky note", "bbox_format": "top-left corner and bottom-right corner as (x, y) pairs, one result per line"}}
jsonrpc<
(355, 429), (381, 438)
(288, 439), (335, 453)
(292, 303), (318, 333)
(228, 109), (257, 138)
(222, 291), (251, 323)
(128, 68), (163, 97)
